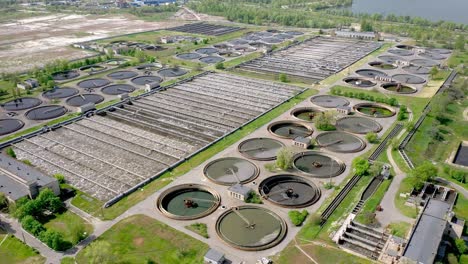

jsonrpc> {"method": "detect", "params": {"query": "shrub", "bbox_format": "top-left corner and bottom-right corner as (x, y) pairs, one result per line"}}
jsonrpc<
(451, 170), (466, 183)
(279, 73), (288, 82)
(215, 62), (225, 70)
(353, 158), (370, 176)
(365, 132), (379, 144)
(288, 210), (308, 226)
(245, 191), (263, 204)
(408, 162), (437, 190)
(21, 215), (45, 236)
(6, 147), (16, 158)
(264, 163), (278, 172)
(0, 193), (8, 210)
(39, 229), (71, 251)
(447, 253), (458, 264)
(54, 174), (66, 184)
(456, 238), (467, 254)
(361, 212), (377, 226)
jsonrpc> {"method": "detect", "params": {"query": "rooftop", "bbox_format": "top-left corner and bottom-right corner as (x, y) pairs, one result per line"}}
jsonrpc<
(204, 248), (224, 261)
(0, 153), (56, 188)
(228, 183), (251, 197)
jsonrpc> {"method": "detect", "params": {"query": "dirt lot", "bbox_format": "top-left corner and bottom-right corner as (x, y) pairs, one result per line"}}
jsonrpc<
(0, 14), (184, 73)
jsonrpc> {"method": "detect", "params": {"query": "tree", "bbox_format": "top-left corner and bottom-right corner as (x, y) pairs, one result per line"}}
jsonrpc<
(361, 19), (373, 31)
(215, 62), (225, 70)
(454, 35), (465, 51)
(0, 193), (8, 210)
(21, 215), (45, 236)
(39, 229), (70, 251)
(313, 111), (337, 131)
(276, 148), (294, 170)
(279, 73), (288, 82)
(352, 158), (370, 176)
(54, 174), (65, 184)
(365, 132), (379, 143)
(37, 188), (63, 213)
(455, 238), (467, 255)
(6, 147), (16, 158)
(288, 210), (308, 226)
(368, 163), (383, 177)
(407, 162), (437, 190)
(430, 66), (439, 79)
(84, 241), (115, 264)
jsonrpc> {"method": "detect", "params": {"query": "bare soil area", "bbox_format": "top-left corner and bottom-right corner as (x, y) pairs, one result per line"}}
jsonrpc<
(0, 14), (183, 73)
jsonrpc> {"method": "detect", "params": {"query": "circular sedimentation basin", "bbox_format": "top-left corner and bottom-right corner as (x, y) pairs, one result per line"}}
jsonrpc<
(427, 48), (451, 54)
(238, 138), (285, 161)
(368, 61), (397, 70)
(158, 68), (188, 77)
(107, 71), (138, 80)
(395, 44), (414, 50)
(381, 83), (417, 94)
(290, 107), (323, 122)
(285, 31), (304, 36)
(135, 63), (160, 71)
(0, 119), (24, 135)
(79, 65), (106, 72)
(230, 39), (250, 45)
(418, 52), (446, 60)
(157, 184), (221, 220)
(387, 49), (413, 56)
(176, 53), (202, 60)
(3, 97), (42, 111)
(410, 59), (438, 67)
(199, 56), (225, 64)
(355, 69), (387, 78)
(66, 94), (104, 107)
(204, 157), (259, 185)
(25, 105), (67, 120)
(378, 55), (404, 64)
(392, 74), (426, 84)
(402, 65), (430, 75)
(101, 84), (136, 95)
(216, 206), (287, 251)
(52, 70), (79, 81)
(293, 151), (346, 178)
(336, 116), (382, 134)
(316, 131), (366, 153)
(262, 37), (283, 44)
(268, 121), (313, 139)
(343, 77), (376, 88)
(195, 47), (219, 55)
(353, 103), (396, 118)
(77, 78), (111, 89)
(259, 174), (321, 208)
(42, 88), (79, 99)
(310, 95), (350, 108)
(131, 76), (162, 86)
(105, 58), (127, 65)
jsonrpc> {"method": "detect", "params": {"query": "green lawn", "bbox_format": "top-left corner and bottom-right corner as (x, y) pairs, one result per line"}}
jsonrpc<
(0, 232), (45, 264)
(76, 214), (208, 264)
(394, 177), (419, 219)
(60, 257), (75, 264)
(76, 88), (318, 220)
(44, 210), (93, 245)
(185, 223), (209, 238)
(355, 178), (392, 225)
(387, 221), (411, 238)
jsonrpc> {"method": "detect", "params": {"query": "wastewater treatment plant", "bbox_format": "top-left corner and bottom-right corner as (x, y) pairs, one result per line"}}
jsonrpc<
(0, 14), (464, 264)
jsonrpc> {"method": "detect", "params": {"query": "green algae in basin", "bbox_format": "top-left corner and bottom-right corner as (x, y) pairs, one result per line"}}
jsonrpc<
(353, 103), (395, 118)
(216, 206), (286, 250)
(291, 107), (323, 122)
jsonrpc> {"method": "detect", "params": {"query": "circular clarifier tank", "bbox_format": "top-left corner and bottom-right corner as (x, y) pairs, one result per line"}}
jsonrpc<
(410, 59), (438, 67)
(52, 70), (79, 81)
(107, 71), (138, 80)
(3, 97), (42, 111)
(395, 44), (414, 50)
(131, 76), (162, 85)
(105, 58), (127, 65)
(135, 63), (160, 71)
(66, 94), (104, 107)
(418, 52), (446, 60)
(77, 78), (111, 89)
(158, 68), (188, 77)
(43, 87), (79, 99)
(284, 31), (304, 36)
(316, 131), (366, 153)
(293, 151), (346, 178)
(199, 56), (225, 64)
(0, 119), (24, 135)
(343, 77), (376, 88)
(355, 69), (387, 78)
(310, 95), (350, 108)
(238, 138), (285, 161)
(336, 116), (382, 134)
(79, 65), (106, 72)
(216, 206), (287, 251)
(268, 121), (313, 139)
(387, 49), (413, 56)
(402, 65), (430, 75)
(428, 48), (451, 54)
(204, 157), (259, 185)
(290, 107), (323, 122)
(353, 103), (396, 118)
(259, 175), (321, 208)
(378, 55), (404, 64)
(176, 53), (202, 60)
(25, 105), (67, 120)
(195, 47), (219, 55)
(368, 61), (397, 70)
(230, 39), (250, 45)
(157, 184), (221, 220)
(392, 74), (426, 84)
(262, 37), (283, 44)
(381, 83), (417, 94)
(101, 84), (136, 95)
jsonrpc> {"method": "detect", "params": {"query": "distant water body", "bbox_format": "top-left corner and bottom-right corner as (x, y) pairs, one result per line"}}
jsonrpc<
(349, 0), (468, 25)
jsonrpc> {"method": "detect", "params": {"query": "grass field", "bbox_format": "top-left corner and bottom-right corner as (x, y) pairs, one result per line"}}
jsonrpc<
(74, 87), (318, 220)
(44, 210), (93, 245)
(76, 214), (208, 264)
(0, 231), (45, 264)
(387, 221), (411, 238)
